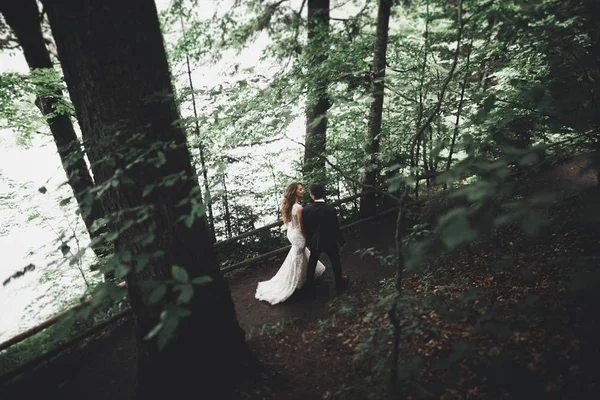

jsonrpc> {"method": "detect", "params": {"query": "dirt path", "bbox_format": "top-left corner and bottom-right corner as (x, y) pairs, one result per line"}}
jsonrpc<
(228, 215), (397, 332)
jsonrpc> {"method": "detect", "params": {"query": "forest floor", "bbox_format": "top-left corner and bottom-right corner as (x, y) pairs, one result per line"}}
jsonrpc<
(1, 156), (598, 400)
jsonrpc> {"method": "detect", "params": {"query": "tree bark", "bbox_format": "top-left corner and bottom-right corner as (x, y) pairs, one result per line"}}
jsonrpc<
(359, 0), (393, 217)
(303, 0), (330, 182)
(0, 0), (107, 258)
(43, 0), (248, 397)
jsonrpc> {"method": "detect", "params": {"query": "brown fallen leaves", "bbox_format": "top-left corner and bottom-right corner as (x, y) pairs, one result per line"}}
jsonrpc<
(241, 197), (599, 399)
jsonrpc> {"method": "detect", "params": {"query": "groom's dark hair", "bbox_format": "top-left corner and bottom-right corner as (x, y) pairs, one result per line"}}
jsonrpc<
(309, 183), (325, 199)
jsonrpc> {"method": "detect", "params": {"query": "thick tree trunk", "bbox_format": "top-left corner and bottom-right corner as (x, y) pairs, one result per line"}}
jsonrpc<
(43, 0), (248, 397)
(303, 0), (330, 182)
(0, 0), (107, 258)
(360, 0), (392, 217)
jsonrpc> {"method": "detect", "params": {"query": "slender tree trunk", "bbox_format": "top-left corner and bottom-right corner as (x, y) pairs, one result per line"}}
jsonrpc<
(303, 0), (330, 183)
(222, 173), (233, 238)
(476, 17), (497, 92)
(179, 16), (216, 242)
(410, 0), (463, 167)
(389, 190), (408, 397)
(359, 0), (393, 217)
(43, 0), (248, 397)
(414, 139), (420, 199)
(445, 34), (473, 189)
(422, 133), (429, 188)
(412, 0), (429, 201)
(0, 0), (107, 258)
(429, 120), (435, 184)
(185, 57), (216, 242)
(266, 159), (280, 219)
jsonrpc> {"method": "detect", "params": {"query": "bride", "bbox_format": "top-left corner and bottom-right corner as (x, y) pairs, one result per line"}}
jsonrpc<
(255, 182), (325, 305)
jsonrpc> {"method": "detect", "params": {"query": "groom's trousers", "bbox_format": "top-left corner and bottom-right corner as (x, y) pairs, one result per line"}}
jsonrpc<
(306, 244), (343, 288)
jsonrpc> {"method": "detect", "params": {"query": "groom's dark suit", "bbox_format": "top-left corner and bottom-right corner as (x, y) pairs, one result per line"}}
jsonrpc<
(303, 199), (346, 289)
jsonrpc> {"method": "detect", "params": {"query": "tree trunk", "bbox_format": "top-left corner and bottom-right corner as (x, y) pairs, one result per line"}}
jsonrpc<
(222, 173), (233, 238)
(43, 0), (248, 397)
(359, 0), (393, 217)
(414, 139), (420, 199)
(445, 34), (473, 189)
(422, 133), (429, 188)
(411, 0), (429, 203)
(0, 0), (107, 258)
(303, 0), (330, 183)
(185, 54), (216, 242)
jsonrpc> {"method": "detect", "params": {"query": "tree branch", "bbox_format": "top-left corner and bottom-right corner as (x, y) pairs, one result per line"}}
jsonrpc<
(385, 84), (418, 104)
(494, 97), (558, 119)
(386, 64), (418, 74)
(283, 133), (404, 204)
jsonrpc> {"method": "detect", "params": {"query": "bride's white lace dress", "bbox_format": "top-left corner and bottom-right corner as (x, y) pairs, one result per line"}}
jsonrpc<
(255, 203), (326, 305)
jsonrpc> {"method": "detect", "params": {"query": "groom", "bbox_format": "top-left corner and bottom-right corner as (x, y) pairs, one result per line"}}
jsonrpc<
(303, 183), (349, 293)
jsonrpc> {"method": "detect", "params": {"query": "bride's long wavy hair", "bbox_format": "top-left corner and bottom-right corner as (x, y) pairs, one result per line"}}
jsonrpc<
(281, 181), (302, 224)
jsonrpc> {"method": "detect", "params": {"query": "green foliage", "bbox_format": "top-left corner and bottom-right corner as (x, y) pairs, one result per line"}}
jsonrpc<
(0, 68), (74, 145)
(0, 296), (128, 378)
(2, 0), (599, 390)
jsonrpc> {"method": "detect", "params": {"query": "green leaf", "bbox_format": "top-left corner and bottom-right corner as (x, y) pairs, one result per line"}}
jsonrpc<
(105, 231), (119, 242)
(519, 151), (539, 166)
(194, 203), (207, 218)
(91, 283), (108, 307)
(27, 213), (40, 222)
(177, 284), (194, 304)
(149, 284), (167, 304)
(157, 313), (179, 350)
(115, 264), (130, 279)
(145, 322), (163, 340)
(529, 192), (557, 205)
(59, 197), (72, 207)
(438, 209), (477, 249)
(136, 253), (150, 271)
(142, 184), (155, 197)
(139, 233), (156, 246)
(38, 186), (47, 194)
(119, 250), (132, 263)
(171, 265), (189, 283)
(184, 214), (195, 228)
(60, 244), (71, 256)
(191, 275), (213, 285)
(175, 307), (191, 318)
(155, 151), (167, 167)
(121, 176), (135, 186)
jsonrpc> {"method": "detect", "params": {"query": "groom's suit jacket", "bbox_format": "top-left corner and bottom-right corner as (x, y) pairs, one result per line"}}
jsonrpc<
(302, 200), (345, 251)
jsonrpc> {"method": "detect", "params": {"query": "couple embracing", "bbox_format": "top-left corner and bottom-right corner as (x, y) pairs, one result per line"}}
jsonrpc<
(255, 183), (350, 305)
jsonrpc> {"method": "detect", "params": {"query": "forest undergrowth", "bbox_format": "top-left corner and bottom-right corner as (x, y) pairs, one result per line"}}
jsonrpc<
(238, 168), (600, 400)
